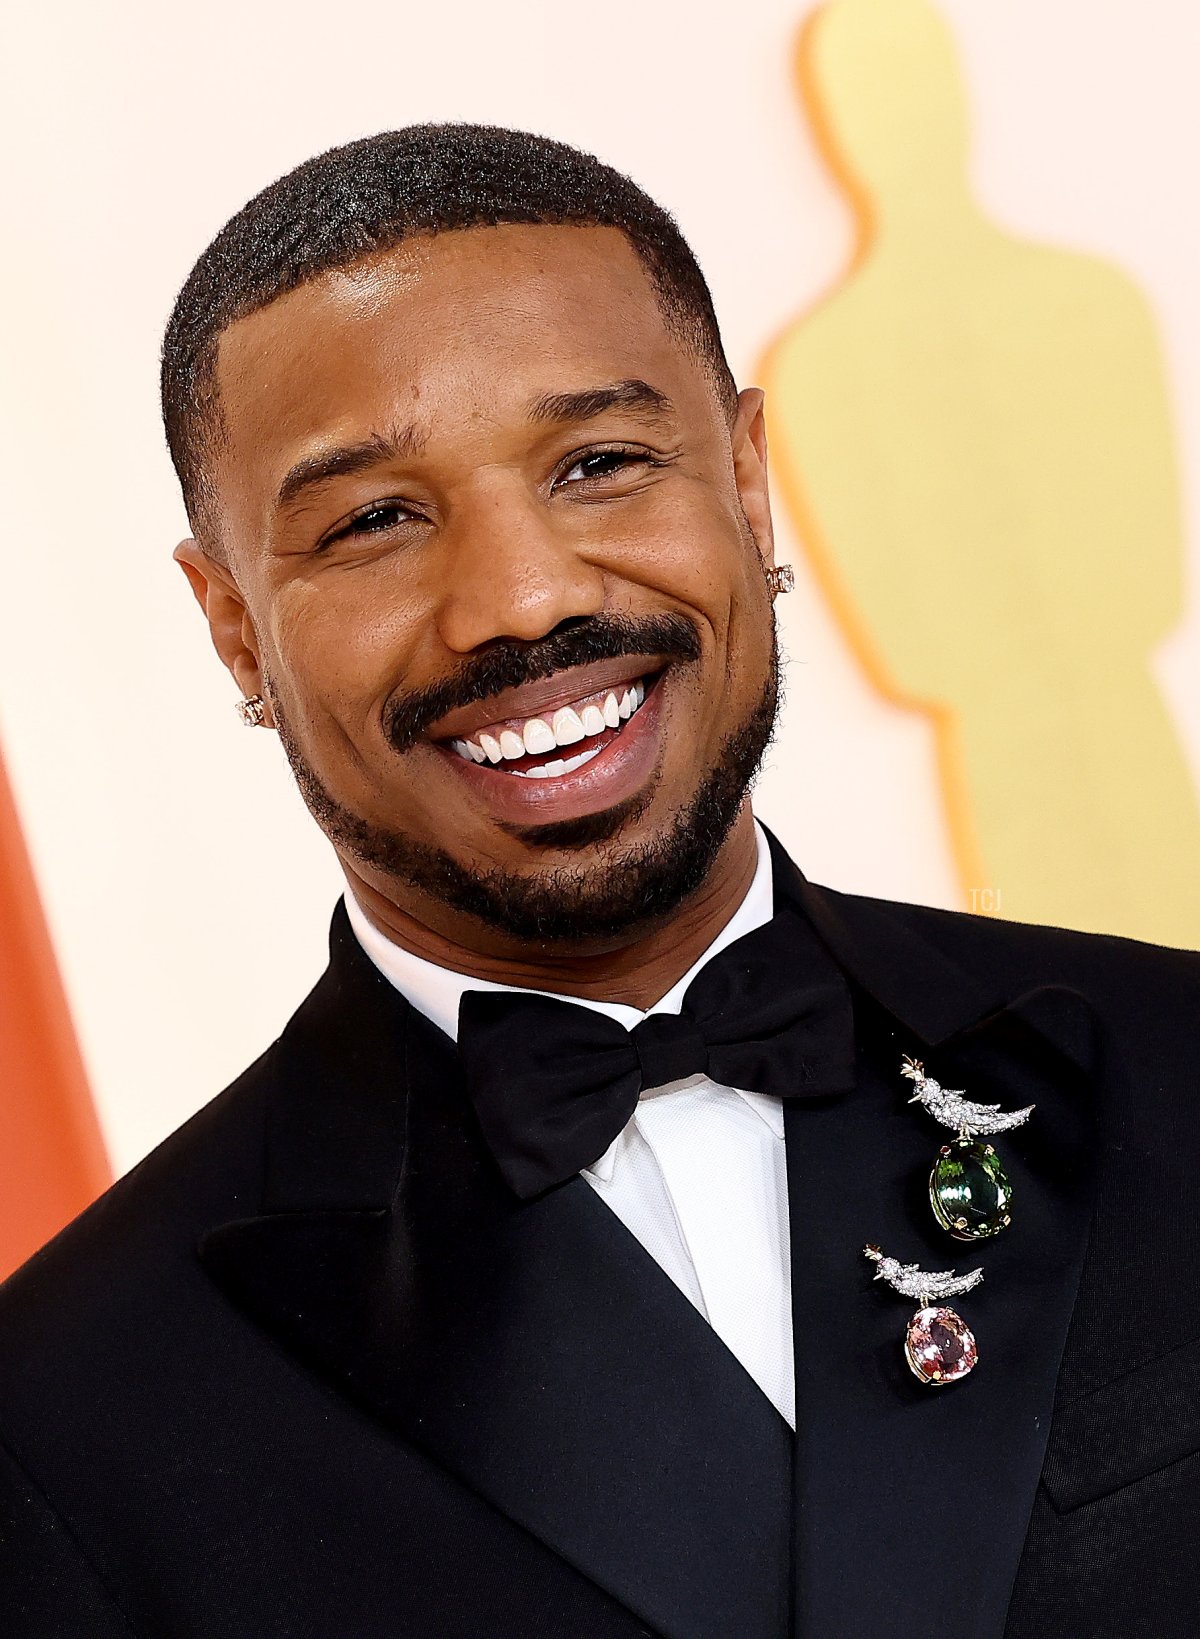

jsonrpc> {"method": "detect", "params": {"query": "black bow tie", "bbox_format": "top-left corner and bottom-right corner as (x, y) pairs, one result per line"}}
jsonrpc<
(457, 908), (857, 1198)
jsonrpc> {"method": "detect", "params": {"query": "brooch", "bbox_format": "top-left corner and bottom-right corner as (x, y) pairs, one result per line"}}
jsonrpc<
(863, 1244), (983, 1385)
(901, 1056), (1034, 1240)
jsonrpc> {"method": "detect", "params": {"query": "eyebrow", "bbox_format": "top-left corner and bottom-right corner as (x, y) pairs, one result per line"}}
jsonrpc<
(273, 378), (675, 514)
(275, 426), (426, 514)
(527, 378), (676, 426)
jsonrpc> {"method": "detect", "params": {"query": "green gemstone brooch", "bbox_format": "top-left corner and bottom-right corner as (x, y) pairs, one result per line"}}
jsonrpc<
(864, 1243), (983, 1385)
(900, 1055), (1034, 1242)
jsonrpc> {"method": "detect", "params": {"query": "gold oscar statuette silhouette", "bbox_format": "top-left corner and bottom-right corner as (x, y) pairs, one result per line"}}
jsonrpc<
(763, 0), (1200, 947)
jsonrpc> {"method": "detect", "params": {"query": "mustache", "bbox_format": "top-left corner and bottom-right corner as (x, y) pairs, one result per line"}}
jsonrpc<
(384, 612), (702, 753)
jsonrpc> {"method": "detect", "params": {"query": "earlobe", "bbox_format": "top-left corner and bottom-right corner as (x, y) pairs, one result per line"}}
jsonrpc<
(172, 538), (270, 713)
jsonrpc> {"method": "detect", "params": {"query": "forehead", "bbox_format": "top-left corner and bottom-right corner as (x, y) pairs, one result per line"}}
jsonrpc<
(212, 224), (705, 502)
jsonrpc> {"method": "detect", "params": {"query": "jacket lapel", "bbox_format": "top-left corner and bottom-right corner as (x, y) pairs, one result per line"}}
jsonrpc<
(200, 909), (793, 1639)
(770, 834), (1100, 1639)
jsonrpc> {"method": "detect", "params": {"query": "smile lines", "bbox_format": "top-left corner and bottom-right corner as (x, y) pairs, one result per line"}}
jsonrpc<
(449, 679), (648, 778)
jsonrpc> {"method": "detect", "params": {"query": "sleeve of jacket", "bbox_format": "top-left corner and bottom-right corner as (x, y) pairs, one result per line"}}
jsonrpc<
(0, 1434), (135, 1636)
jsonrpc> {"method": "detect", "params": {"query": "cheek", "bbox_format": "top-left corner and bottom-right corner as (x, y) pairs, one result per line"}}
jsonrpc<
(730, 569), (776, 674)
(262, 575), (427, 719)
(597, 482), (749, 614)
(644, 492), (767, 649)
(706, 554), (774, 717)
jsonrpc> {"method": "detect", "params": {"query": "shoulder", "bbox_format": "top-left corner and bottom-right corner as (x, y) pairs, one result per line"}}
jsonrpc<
(811, 880), (1200, 1052)
(0, 1040), (276, 1381)
(829, 885), (1193, 983)
(0, 1045), (282, 1624)
(866, 890), (1197, 994)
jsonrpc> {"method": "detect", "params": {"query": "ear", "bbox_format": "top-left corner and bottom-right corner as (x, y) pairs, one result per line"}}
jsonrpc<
(173, 539), (275, 726)
(730, 387), (775, 573)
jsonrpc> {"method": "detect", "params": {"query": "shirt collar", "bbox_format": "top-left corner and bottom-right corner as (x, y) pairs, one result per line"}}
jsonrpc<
(344, 819), (775, 1045)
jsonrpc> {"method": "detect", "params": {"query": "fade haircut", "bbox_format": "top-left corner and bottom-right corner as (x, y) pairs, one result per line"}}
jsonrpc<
(160, 123), (738, 548)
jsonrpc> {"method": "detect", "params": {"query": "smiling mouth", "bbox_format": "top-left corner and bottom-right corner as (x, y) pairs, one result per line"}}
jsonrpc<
(441, 674), (654, 781)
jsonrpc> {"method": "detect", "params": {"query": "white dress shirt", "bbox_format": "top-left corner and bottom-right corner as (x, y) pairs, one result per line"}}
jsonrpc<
(344, 820), (794, 1428)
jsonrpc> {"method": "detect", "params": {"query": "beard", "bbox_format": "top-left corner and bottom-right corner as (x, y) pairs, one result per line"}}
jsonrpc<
(269, 616), (782, 946)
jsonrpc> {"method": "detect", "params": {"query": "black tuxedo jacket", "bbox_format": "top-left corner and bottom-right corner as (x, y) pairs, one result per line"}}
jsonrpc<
(2, 832), (1198, 1638)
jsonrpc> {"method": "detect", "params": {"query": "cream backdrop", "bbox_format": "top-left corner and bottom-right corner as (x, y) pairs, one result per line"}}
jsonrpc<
(1, 0), (1197, 1176)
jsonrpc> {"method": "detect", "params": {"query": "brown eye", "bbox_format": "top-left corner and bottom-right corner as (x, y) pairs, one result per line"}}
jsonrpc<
(320, 501), (420, 551)
(573, 451), (633, 479)
(345, 502), (413, 535)
(559, 447), (651, 485)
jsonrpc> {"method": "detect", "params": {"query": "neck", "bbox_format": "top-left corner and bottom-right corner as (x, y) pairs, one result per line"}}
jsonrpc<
(341, 809), (761, 1011)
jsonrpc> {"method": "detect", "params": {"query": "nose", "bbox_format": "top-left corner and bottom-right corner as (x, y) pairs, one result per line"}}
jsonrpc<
(432, 477), (607, 655)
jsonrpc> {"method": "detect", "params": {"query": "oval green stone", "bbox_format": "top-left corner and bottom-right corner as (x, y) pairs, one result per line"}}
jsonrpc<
(928, 1139), (1012, 1240)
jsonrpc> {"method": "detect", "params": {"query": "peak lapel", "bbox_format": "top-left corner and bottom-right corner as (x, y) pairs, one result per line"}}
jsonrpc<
(201, 908), (792, 1639)
(765, 837), (1100, 1639)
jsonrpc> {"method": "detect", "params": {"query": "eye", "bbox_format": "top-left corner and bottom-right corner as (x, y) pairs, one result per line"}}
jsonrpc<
(323, 500), (419, 547)
(557, 446), (656, 487)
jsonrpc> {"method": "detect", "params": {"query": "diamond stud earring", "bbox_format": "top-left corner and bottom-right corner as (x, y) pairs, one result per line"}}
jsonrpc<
(235, 694), (268, 728)
(765, 564), (795, 597)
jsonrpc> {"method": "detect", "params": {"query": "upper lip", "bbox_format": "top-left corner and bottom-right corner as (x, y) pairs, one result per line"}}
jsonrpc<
(426, 655), (666, 743)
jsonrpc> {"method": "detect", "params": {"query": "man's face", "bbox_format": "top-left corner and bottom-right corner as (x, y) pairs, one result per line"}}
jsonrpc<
(187, 224), (779, 953)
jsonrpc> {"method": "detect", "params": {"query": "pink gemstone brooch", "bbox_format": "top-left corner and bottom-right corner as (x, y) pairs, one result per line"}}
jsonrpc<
(863, 1244), (983, 1386)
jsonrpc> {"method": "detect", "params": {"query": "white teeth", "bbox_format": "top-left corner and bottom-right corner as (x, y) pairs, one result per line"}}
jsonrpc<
(523, 717), (556, 755)
(552, 706), (586, 746)
(512, 744), (603, 779)
(453, 678), (649, 768)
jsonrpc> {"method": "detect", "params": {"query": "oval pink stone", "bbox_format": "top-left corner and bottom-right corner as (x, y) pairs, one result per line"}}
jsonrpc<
(904, 1305), (978, 1385)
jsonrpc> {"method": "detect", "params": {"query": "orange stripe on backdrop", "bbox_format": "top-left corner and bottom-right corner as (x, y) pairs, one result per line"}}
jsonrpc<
(0, 745), (110, 1280)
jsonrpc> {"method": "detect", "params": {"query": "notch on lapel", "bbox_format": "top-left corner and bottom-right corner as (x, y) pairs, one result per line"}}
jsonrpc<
(200, 908), (792, 1639)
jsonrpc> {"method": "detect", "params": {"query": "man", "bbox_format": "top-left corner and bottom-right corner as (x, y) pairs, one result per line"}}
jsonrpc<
(0, 125), (1197, 1639)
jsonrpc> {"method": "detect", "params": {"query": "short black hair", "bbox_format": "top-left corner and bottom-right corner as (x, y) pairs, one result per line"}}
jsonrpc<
(161, 123), (738, 544)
